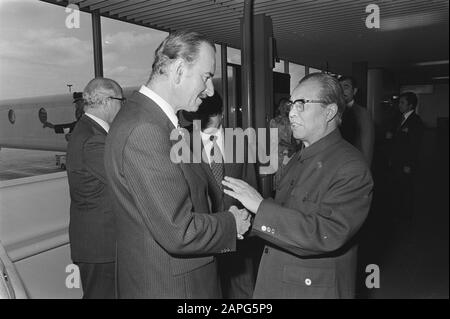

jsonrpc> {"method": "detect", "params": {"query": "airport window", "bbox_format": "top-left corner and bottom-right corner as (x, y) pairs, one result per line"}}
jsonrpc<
(227, 47), (241, 65)
(0, 1), (94, 180)
(101, 17), (168, 90)
(289, 63), (306, 94)
(273, 59), (286, 73)
(8, 109), (15, 124)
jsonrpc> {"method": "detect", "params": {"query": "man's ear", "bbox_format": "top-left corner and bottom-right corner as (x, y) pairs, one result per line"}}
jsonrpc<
(326, 103), (338, 122)
(172, 59), (184, 85)
(353, 87), (358, 97)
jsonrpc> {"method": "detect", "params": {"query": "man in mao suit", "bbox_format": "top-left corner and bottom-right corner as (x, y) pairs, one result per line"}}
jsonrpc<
(338, 76), (375, 166)
(66, 78), (124, 298)
(104, 31), (250, 298)
(223, 73), (373, 298)
(386, 91), (424, 220)
(181, 92), (263, 298)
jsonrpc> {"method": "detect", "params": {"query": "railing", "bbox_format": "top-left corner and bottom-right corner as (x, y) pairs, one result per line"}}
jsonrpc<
(0, 172), (81, 298)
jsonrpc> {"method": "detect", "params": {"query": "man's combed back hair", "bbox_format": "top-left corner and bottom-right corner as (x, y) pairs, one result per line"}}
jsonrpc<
(399, 91), (418, 109)
(83, 77), (122, 109)
(299, 72), (347, 122)
(149, 30), (215, 82)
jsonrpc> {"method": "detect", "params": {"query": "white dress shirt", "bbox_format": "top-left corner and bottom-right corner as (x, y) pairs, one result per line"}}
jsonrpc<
(200, 127), (225, 165)
(139, 85), (179, 128)
(85, 112), (110, 133)
(401, 110), (414, 126)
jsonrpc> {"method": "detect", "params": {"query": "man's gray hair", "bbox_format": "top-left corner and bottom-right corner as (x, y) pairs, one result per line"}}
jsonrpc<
(83, 77), (122, 109)
(299, 72), (346, 122)
(148, 30), (215, 83)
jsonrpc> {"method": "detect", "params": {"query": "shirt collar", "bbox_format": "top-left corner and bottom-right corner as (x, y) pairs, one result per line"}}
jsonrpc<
(139, 85), (179, 129)
(403, 110), (414, 121)
(347, 100), (355, 107)
(85, 112), (110, 133)
(200, 127), (223, 143)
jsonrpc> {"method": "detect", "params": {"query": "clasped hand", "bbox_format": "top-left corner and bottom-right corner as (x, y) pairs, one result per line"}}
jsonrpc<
(229, 206), (251, 240)
(222, 176), (263, 214)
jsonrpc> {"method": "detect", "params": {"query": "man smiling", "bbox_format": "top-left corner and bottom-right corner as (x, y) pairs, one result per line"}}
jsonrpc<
(105, 31), (250, 298)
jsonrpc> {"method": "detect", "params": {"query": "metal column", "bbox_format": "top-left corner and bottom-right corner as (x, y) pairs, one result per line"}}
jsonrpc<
(241, 0), (254, 129)
(91, 11), (103, 78)
(221, 44), (229, 128)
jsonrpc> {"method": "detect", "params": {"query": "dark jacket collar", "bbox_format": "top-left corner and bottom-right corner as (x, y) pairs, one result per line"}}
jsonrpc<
(298, 128), (342, 161)
(129, 90), (176, 133)
(80, 114), (107, 135)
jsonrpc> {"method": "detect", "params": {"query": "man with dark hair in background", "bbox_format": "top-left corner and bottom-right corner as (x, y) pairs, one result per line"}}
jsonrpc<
(386, 91), (424, 221)
(66, 77), (124, 298)
(181, 91), (262, 299)
(339, 76), (375, 166)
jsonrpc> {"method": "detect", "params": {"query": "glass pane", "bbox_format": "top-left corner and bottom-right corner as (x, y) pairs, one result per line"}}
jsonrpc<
(101, 17), (168, 90)
(273, 59), (285, 73)
(289, 63), (306, 94)
(0, 0), (95, 180)
(227, 47), (241, 65)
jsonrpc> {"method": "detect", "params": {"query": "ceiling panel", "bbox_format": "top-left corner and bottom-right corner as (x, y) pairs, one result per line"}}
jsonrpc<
(41, 0), (449, 80)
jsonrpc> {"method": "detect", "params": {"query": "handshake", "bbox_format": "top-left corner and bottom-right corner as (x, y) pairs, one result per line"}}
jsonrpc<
(229, 206), (252, 240)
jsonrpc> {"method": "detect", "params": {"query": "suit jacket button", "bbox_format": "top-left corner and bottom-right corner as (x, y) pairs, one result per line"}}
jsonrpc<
(305, 278), (312, 286)
(261, 225), (267, 231)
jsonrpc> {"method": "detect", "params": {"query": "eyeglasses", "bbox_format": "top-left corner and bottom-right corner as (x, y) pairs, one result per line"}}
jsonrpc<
(287, 99), (326, 112)
(109, 96), (126, 104)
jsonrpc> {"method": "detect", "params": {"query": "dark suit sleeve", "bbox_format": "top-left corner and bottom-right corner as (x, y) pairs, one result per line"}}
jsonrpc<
(406, 116), (424, 169)
(83, 133), (107, 184)
(357, 108), (375, 166)
(252, 160), (373, 257)
(123, 123), (236, 255)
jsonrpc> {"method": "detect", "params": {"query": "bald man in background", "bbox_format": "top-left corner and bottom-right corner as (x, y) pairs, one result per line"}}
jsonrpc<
(66, 77), (124, 298)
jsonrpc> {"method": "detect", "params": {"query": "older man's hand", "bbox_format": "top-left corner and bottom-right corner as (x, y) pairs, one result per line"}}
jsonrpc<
(229, 206), (251, 240)
(223, 177), (263, 214)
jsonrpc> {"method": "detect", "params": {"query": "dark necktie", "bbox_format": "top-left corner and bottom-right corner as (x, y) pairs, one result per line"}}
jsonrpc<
(209, 135), (224, 189)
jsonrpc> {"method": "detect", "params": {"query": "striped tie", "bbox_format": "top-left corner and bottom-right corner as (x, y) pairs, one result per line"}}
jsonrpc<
(209, 135), (224, 189)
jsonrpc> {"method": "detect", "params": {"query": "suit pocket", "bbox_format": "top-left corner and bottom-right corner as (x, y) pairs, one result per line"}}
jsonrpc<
(170, 255), (214, 276)
(282, 264), (337, 298)
(283, 264), (335, 288)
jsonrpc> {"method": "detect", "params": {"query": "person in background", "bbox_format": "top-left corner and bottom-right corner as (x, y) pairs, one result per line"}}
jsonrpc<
(269, 98), (299, 190)
(386, 91), (424, 221)
(181, 91), (262, 299)
(43, 92), (85, 141)
(66, 77), (124, 298)
(339, 76), (375, 166)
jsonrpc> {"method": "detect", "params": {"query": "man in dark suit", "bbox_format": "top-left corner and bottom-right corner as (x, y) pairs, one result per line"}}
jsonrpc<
(66, 78), (124, 298)
(223, 73), (373, 298)
(104, 31), (250, 298)
(339, 76), (375, 166)
(386, 91), (424, 220)
(181, 92), (262, 298)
